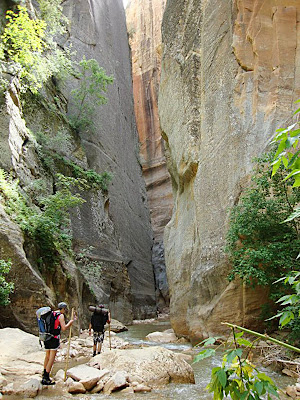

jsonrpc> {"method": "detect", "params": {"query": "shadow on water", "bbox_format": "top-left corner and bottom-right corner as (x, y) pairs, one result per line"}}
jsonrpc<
(37, 321), (295, 399)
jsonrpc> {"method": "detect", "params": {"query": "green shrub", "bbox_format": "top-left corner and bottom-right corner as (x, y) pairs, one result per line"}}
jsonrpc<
(226, 152), (300, 291)
(69, 57), (114, 131)
(0, 259), (14, 306)
(0, 169), (85, 270)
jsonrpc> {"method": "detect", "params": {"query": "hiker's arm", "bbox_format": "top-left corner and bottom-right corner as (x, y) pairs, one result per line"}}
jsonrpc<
(89, 323), (92, 336)
(59, 314), (74, 331)
(107, 311), (111, 324)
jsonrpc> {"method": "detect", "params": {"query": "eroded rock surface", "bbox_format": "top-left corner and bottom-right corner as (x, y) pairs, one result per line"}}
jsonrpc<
(158, 0), (300, 340)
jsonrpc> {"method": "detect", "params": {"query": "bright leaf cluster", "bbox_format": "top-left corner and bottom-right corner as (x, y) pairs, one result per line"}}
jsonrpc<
(271, 102), (300, 189)
(194, 334), (279, 400)
(0, 259), (14, 306)
(1, 6), (47, 90)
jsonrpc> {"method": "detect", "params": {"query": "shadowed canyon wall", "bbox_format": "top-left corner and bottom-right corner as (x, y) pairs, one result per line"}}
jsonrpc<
(126, 0), (172, 312)
(159, 0), (300, 340)
(0, 0), (156, 331)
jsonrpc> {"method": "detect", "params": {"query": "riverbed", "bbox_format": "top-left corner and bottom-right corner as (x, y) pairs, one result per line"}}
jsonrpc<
(39, 320), (294, 399)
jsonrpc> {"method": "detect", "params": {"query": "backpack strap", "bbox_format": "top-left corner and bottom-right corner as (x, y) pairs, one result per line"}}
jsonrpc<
(52, 311), (61, 338)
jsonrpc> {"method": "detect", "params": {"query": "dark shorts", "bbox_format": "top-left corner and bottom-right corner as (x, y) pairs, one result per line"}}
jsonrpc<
(93, 331), (104, 345)
(44, 337), (60, 350)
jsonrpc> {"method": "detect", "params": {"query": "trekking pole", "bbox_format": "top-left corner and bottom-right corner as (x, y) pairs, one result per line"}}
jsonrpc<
(109, 310), (111, 350)
(109, 322), (111, 350)
(64, 307), (74, 381)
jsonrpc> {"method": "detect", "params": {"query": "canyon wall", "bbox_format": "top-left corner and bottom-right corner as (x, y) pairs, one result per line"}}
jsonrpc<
(159, 0), (300, 340)
(0, 0), (156, 331)
(126, 0), (172, 311)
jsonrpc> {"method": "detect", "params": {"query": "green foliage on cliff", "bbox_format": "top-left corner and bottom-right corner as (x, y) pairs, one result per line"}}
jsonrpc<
(0, 169), (86, 270)
(0, 259), (14, 306)
(37, 0), (68, 36)
(34, 130), (112, 192)
(226, 151), (300, 289)
(69, 57), (114, 132)
(0, 4), (72, 92)
(0, 6), (47, 91)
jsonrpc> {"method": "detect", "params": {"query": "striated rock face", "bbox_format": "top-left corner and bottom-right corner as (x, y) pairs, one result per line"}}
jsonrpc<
(0, 0), (156, 330)
(63, 0), (156, 320)
(158, 0), (300, 340)
(126, 0), (171, 311)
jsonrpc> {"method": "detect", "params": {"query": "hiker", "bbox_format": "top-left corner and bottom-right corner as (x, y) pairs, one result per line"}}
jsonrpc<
(42, 302), (76, 385)
(89, 304), (110, 356)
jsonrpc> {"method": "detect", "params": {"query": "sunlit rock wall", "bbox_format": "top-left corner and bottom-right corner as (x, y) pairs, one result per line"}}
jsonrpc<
(158, 0), (300, 340)
(126, 0), (171, 311)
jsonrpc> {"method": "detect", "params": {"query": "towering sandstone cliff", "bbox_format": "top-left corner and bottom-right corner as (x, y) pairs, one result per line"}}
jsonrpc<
(0, 0), (156, 330)
(126, 0), (172, 311)
(159, 0), (300, 340)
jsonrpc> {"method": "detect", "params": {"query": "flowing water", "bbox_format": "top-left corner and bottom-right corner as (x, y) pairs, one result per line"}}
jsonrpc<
(39, 320), (294, 399)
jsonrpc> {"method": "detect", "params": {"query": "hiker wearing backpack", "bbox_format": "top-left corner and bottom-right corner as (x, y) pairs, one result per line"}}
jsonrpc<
(89, 304), (110, 356)
(41, 302), (75, 385)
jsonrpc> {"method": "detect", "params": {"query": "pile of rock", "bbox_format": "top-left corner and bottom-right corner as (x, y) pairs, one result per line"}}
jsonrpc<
(61, 365), (151, 395)
(62, 346), (194, 395)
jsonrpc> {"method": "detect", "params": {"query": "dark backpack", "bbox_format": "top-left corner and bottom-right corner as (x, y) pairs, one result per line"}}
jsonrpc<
(36, 307), (60, 342)
(91, 309), (109, 331)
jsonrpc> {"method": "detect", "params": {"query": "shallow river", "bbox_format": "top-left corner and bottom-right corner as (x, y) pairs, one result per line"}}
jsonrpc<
(40, 320), (293, 399)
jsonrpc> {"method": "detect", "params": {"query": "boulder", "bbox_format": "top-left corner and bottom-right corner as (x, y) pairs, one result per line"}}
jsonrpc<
(68, 381), (86, 394)
(286, 385), (300, 399)
(127, 374), (144, 384)
(106, 319), (128, 333)
(55, 369), (65, 381)
(0, 328), (41, 363)
(103, 371), (128, 394)
(17, 378), (42, 398)
(134, 384), (152, 392)
(0, 372), (7, 389)
(146, 329), (178, 343)
(1, 383), (15, 395)
(120, 386), (135, 394)
(79, 376), (99, 391)
(90, 381), (105, 394)
(93, 346), (195, 387)
(66, 377), (74, 386)
(67, 364), (109, 382)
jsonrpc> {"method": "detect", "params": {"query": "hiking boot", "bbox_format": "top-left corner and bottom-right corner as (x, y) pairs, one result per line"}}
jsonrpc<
(41, 377), (56, 385)
(93, 351), (96, 357)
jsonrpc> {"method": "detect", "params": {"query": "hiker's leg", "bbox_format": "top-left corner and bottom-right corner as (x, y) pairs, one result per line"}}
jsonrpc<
(97, 331), (104, 353)
(98, 342), (102, 353)
(46, 350), (57, 373)
(44, 350), (50, 369)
